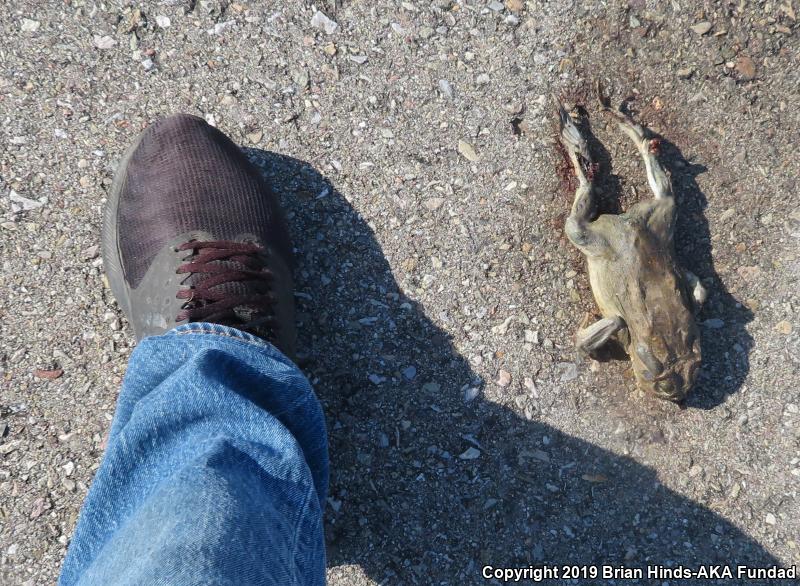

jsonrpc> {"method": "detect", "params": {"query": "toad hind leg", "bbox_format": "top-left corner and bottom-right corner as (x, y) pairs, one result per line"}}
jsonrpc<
(576, 316), (626, 354)
(556, 99), (606, 254)
(597, 83), (673, 201)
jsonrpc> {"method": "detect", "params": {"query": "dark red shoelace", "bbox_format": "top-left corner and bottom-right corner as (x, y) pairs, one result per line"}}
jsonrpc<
(175, 240), (277, 332)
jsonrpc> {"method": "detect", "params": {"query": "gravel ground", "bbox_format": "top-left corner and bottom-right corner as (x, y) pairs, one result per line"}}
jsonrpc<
(1, 1), (799, 584)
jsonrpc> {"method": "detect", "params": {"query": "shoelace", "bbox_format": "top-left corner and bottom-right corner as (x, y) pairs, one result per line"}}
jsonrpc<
(175, 240), (278, 336)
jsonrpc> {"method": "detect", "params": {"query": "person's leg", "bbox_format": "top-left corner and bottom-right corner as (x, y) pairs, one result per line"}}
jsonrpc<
(59, 324), (327, 586)
(60, 114), (327, 584)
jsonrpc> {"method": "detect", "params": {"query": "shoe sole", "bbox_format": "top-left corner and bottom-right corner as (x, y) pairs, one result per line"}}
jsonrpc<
(101, 130), (149, 326)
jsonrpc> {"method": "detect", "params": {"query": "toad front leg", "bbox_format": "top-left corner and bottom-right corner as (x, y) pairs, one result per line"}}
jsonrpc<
(685, 270), (707, 308)
(576, 316), (627, 355)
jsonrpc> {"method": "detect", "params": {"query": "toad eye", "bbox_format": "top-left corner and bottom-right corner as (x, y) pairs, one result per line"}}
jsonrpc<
(636, 344), (663, 376)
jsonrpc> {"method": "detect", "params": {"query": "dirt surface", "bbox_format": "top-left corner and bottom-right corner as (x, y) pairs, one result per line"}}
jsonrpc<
(1, 1), (799, 584)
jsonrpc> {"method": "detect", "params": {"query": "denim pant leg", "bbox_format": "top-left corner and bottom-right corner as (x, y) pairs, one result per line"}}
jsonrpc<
(58, 324), (328, 586)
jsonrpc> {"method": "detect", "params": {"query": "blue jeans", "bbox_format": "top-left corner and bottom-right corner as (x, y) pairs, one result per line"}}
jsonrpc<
(58, 324), (328, 586)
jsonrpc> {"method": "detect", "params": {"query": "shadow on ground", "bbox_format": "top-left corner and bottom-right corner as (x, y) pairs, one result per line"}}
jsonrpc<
(246, 149), (780, 584)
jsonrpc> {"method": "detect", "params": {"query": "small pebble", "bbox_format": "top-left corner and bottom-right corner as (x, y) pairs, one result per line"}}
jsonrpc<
(737, 265), (761, 281)
(463, 387), (480, 403)
(457, 140), (479, 162)
(424, 197), (445, 211)
(93, 35), (117, 49)
(719, 208), (736, 223)
(34, 368), (63, 380)
(524, 330), (538, 344)
(459, 447), (481, 460)
(422, 382), (441, 393)
(438, 79), (453, 100)
(310, 11), (338, 35)
(9, 191), (44, 211)
(21, 18), (40, 32)
(735, 55), (757, 81)
(497, 369), (512, 387)
(207, 21), (235, 35)
(558, 362), (578, 382)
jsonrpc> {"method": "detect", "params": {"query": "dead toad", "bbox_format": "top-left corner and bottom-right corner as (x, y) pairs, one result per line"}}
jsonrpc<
(556, 86), (705, 402)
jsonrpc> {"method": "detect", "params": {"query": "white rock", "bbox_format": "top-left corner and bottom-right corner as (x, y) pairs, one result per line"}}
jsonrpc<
(497, 369), (512, 387)
(438, 79), (453, 99)
(491, 316), (514, 335)
(21, 19), (40, 32)
(310, 11), (338, 35)
(207, 21), (235, 35)
(156, 15), (171, 28)
(8, 191), (44, 211)
(424, 197), (445, 211)
(93, 35), (117, 49)
(457, 140), (479, 162)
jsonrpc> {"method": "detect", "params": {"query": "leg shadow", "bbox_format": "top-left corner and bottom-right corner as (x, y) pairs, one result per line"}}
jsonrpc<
(245, 149), (782, 584)
(574, 105), (624, 217)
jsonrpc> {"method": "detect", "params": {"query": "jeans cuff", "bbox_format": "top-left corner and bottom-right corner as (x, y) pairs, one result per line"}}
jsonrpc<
(166, 322), (291, 364)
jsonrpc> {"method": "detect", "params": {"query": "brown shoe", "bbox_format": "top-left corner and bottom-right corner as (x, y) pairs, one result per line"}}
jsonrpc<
(101, 114), (296, 357)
